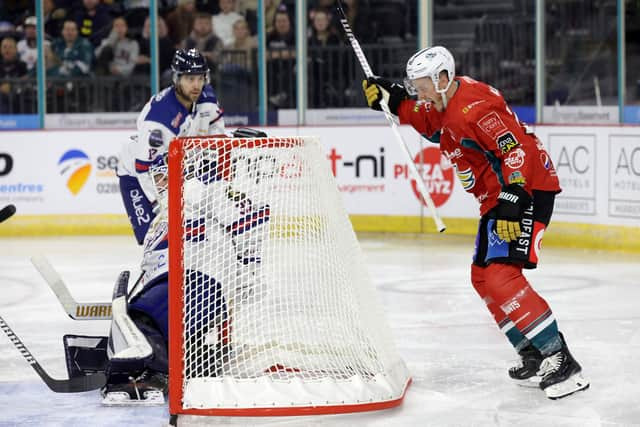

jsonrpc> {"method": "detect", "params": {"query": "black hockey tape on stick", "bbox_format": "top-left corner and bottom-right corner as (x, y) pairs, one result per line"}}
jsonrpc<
(335, 0), (446, 232)
(0, 315), (106, 392)
(0, 204), (16, 223)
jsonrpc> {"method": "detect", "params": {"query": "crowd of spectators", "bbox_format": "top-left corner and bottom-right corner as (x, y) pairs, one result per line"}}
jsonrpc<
(0, 0), (413, 111)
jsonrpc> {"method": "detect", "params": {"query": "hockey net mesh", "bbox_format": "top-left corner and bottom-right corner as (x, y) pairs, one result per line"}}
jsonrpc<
(168, 136), (409, 413)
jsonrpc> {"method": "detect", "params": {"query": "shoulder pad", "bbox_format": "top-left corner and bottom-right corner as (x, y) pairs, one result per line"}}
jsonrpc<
(197, 85), (219, 105)
(144, 88), (185, 133)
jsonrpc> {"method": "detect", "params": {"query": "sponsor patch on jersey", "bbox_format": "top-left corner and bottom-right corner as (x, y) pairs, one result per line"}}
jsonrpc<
(504, 148), (525, 169)
(148, 129), (163, 147)
(508, 171), (526, 185)
(170, 112), (183, 129)
(443, 148), (463, 161)
(453, 164), (475, 190)
(477, 111), (508, 139)
(497, 132), (519, 154)
(462, 100), (485, 114)
(540, 152), (551, 169)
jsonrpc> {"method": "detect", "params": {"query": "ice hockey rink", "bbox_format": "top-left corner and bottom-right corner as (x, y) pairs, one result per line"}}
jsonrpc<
(0, 233), (638, 427)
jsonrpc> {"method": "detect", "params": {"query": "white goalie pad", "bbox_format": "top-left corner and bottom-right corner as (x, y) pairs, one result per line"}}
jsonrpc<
(108, 272), (153, 363)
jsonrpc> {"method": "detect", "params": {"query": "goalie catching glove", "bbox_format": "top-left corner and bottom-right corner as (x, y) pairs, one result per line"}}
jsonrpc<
(494, 184), (532, 242)
(362, 76), (409, 115)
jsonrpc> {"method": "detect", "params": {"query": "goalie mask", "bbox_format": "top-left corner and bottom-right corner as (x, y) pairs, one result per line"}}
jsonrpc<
(404, 46), (455, 103)
(149, 154), (169, 206)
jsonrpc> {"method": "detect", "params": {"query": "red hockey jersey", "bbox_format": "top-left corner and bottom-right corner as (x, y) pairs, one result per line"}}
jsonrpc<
(397, 76), (561, 216)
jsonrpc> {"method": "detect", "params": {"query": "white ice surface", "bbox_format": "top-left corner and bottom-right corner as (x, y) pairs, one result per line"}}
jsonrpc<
(0, 234), (638, 427)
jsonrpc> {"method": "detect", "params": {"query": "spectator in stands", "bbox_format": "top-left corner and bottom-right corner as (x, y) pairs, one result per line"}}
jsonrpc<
(236, 0), (257, 34)
(73, 0), (113, 47)
(266, 5), (295, 108)
(183, 12), (223, 74)
(212, 0), (243, 46)
(44, 0), (67, 39)
(308, 8), (341, 108)
(224, 17), (256, 68)
(48, 19), (94, 77)
(0, 36), (29, 113)
(16, 16), (40, 73)
(220, 16), (255, 86)
(166, 0), (197, 47)
(308, 8), (339, 47)
(95, 16), (139, 77)
(134, 16), (175, 82)
(266, 5), (294, 59)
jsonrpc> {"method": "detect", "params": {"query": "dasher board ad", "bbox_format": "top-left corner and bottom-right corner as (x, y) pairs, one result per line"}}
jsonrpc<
(1, 126), (638, 228)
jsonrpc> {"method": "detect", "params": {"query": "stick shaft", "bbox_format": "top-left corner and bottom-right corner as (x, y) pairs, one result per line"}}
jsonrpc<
(337, 5), (446, 232)
(0, 314), (106, 392)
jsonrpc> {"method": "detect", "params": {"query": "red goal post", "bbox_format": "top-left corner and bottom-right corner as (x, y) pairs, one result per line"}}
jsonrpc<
(167, 135), (410, 418)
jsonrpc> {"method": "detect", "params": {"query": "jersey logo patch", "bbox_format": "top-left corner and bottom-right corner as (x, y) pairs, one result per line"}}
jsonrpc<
(508, 171), (526, 185)
(171, 112), (183, 129)
(477, 111), (508, 139)
(462, 100), (485, 114)
(504, 148), (526, 169)
(497, 132), (519, 154)
(453, 164), (475, 190)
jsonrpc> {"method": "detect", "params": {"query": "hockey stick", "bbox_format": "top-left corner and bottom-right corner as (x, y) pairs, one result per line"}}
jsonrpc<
(0, 314), (106, 392)
(31, 256), (144, 321)
(336, 2), (446, 232)
(0, 204), (16, 223)
(31, 255), (112, 320)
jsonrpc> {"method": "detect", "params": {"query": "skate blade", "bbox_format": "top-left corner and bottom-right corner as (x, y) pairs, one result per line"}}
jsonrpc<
(544, 372), (590, 399)
(514, 375), (541, 388)
(102, 390), (165, 406)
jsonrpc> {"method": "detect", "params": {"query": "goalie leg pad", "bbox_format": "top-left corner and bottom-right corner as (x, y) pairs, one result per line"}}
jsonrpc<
(129, 275), (169, 342)
(106, 285), (153, 379)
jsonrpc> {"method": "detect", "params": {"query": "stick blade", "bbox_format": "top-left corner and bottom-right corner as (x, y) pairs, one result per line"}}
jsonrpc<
(0, 204), (16, 222)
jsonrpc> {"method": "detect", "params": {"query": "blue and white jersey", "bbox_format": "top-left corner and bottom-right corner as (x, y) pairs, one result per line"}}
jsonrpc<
(118, 84), (225, 203)
(138, 212), (169, 290)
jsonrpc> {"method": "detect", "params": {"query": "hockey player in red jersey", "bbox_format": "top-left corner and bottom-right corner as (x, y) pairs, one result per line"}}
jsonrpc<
(362, 46), (589, 399)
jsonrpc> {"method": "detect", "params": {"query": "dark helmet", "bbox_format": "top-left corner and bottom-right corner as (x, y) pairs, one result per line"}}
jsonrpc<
(171, 48), (210, 84)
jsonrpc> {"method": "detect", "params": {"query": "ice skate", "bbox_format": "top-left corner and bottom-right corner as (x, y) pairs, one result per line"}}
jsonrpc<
(537, 334), (589, 399)
(101, 370), (168, 406)
(509, 344), (543, 388)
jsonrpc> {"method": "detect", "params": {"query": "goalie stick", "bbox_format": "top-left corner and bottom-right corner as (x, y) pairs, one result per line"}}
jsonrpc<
(336, 1), (446, 232)
(0, 314), (106, 392)
(31, 255), (143, 321)
(0, 204), (16, 223)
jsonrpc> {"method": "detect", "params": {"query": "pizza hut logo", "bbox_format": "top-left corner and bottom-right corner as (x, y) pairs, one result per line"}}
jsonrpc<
(504, 148), (525, 169)
(477, 112), (507, 139)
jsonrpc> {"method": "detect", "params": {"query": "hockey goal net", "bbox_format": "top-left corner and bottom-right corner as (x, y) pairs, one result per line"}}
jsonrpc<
(167, 135), (410, 417)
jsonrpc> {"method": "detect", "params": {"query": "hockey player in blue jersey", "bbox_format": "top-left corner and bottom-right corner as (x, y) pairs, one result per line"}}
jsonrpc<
(117, 48), (226, 245)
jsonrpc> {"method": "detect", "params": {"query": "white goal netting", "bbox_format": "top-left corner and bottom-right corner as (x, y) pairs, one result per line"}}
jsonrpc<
(168, 136), (410, 415)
